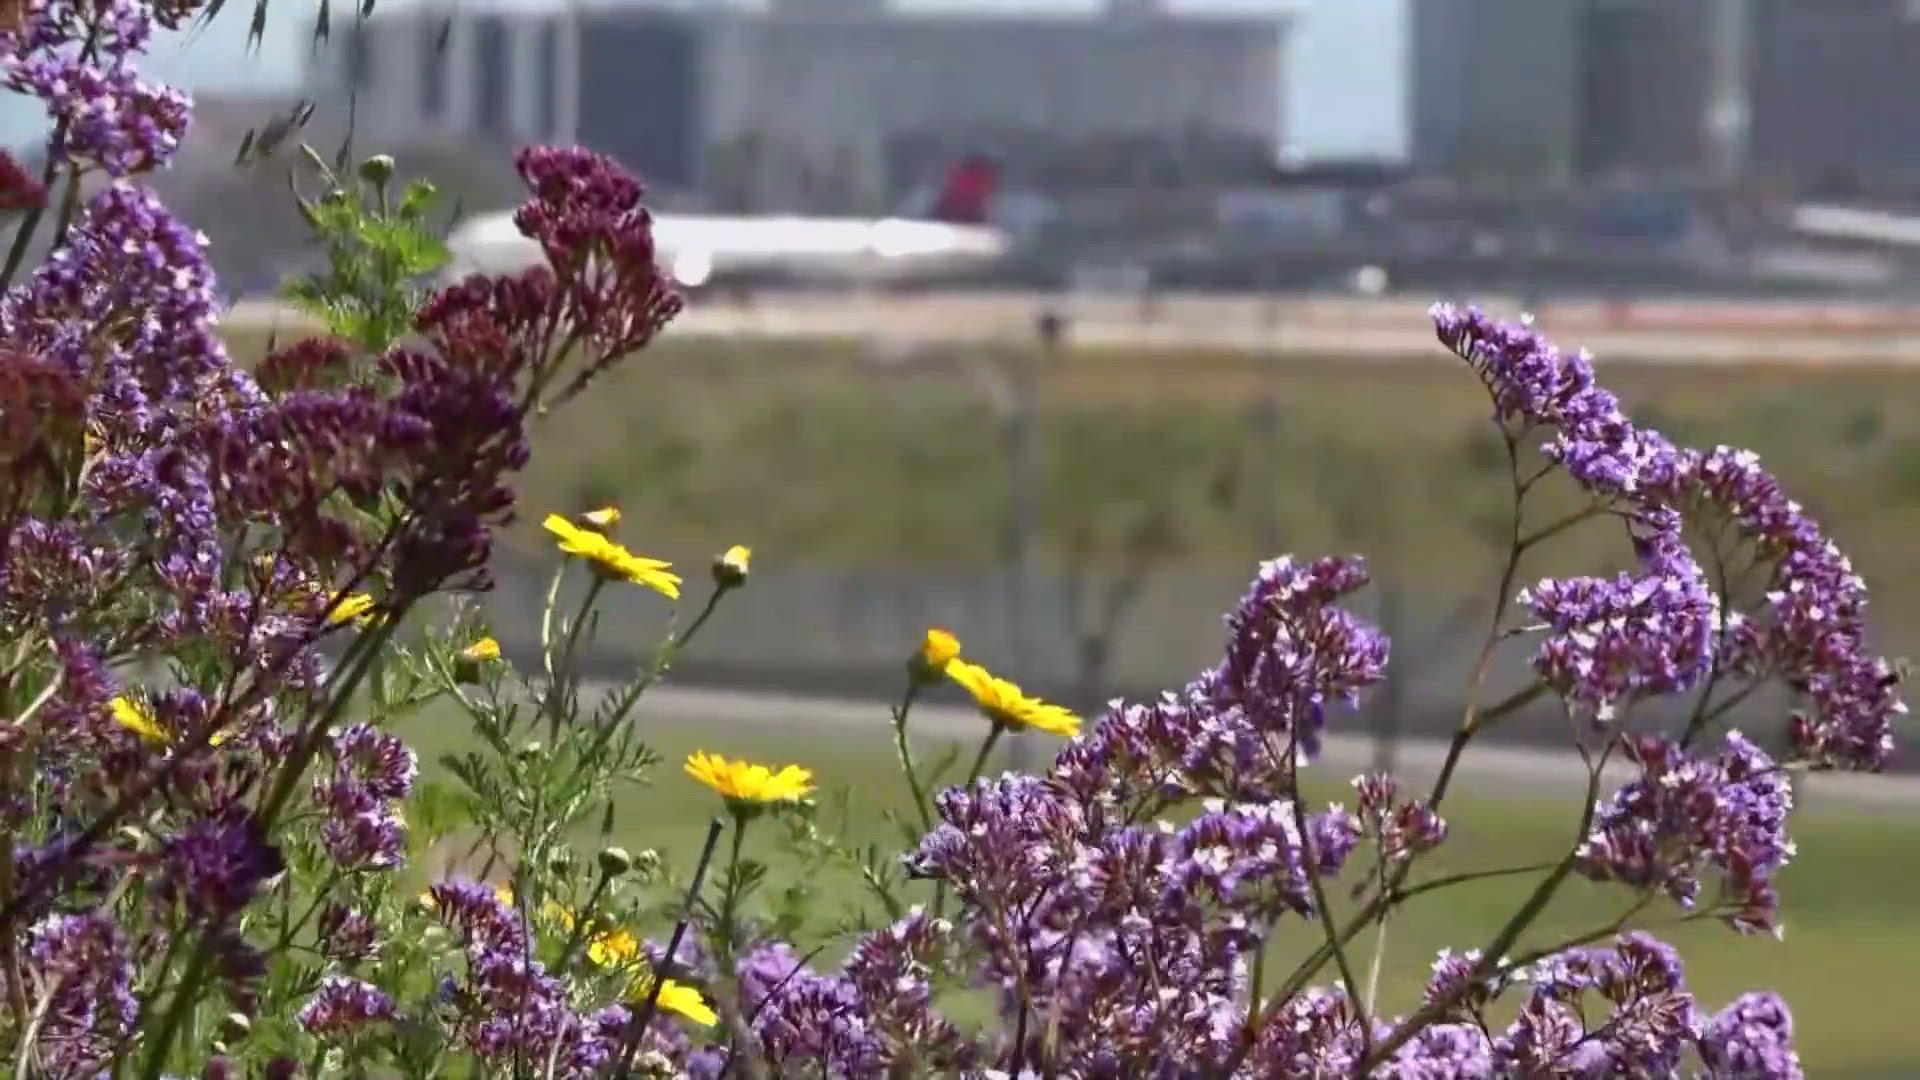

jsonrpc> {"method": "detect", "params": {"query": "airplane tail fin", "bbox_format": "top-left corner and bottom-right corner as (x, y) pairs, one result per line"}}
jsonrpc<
(927, 154), (1002, 225)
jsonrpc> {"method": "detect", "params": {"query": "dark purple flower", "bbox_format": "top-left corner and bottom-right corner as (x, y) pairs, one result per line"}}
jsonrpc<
(160, 811), (284, 920)
(1354, 772), (1448, 864)
(330, 723), (417, 799)
(298, 975), (396, 1038)
(0, 149), (46, 211)
(317, 904), (379, 965)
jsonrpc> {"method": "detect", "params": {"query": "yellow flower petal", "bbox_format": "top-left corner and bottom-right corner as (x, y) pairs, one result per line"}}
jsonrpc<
(462, 637), (502, 663)
(110, 696), (168, 744)
(327, 592), (378, 627)
(684, 751), (815, 805)
(920, 628), (961, 670)
(544, 513), (681, 598)
(946, 659), (1080, 738)
(655, 979), (718, 1027)
(581, 506), (622, 531)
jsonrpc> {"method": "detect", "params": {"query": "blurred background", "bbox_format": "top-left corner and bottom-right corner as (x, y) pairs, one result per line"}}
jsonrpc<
(16, 1), (1920, 1071)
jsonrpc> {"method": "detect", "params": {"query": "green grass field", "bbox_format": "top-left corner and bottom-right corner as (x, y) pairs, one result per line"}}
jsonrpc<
(394, 699), (1920, 1076)
(222, 324), (1920, 650)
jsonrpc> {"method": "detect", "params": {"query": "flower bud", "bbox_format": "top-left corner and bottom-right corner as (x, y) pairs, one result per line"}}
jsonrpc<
(218, 1012), (252, 1043)
(577, 506), (621, 535)
(596, 845), (633, 877)
(357, 153), (396, 186)
(713, 544), (751, 589)
(515, 741), (545, 763)
(454, 636), (501, 684)
(631, 848), (662, 878)
(546, 845), (576, 875)
(909, 627), (961, 685)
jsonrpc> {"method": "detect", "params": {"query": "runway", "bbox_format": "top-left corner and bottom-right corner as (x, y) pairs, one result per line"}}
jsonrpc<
(224, 292), (1920, 367)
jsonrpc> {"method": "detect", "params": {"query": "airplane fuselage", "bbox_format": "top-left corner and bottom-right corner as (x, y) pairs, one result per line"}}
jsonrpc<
(446, 210), (1010, 288)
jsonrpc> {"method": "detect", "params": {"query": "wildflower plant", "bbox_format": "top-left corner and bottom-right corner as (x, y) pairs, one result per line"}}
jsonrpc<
(0, 0), (1905, 1074)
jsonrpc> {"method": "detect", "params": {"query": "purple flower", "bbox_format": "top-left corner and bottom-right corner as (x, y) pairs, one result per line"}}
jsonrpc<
(1167, 800), (1359, 926)
(1521, 522), (1718, 720)
(317, 904), (379, 965)
(1206, 555), (1389, 759)
(160, 811), (284, 920)
(840, 912), (978, 1072)
(1576, 731), (1794, 934)
(1494, 932), (1700, 1076)
(1698, 992), (1803, 1079)
(330, 723), (417, 799)
(298, 975), (396, 1038)
(23, 910), (140, 1076)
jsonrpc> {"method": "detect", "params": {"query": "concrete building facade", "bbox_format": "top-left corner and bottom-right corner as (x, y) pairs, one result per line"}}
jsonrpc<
(324, 0), (1291, 213)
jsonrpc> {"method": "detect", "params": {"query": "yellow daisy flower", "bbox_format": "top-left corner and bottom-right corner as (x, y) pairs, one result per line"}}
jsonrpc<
(109, 695), (228, 747)
(684, 751), (814, 806)
(543, 514), (681, 599)
(642, 976), (719, 1027)
(110, 696), (168, 744)
(945, 659), (1081, 738)
(327, 592), (379, 627)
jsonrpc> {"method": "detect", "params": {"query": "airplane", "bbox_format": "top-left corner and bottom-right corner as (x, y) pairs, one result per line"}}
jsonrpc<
(443, 155), (1014, 291)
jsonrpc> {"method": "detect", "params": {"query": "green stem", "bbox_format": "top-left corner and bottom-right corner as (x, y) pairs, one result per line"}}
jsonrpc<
(1361, 742), (1618, 1069)
(140, 620), (397, 1080)
(964, 722), (1006, 789)
(1283, 731), (1368, 1056)
(716, 815), (751, 965)
(615, 818), (726, 1079)
(553, 872), (615, 974)
(0, 118), (70, 290)
(889, 683), (936, 835)
(549, 574), (606, 740)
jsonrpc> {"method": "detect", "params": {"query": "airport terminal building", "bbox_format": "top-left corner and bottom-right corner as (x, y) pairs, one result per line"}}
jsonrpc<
(327, 0), (1292, 214)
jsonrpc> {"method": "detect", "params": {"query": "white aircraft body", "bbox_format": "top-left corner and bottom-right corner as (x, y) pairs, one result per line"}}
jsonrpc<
(445, 156), (1011, 289)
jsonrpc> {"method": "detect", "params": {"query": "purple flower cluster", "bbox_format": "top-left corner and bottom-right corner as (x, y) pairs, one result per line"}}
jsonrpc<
(1209, 555), (1390, 759)
(1521, 520), (1720, 721)
(313, 724), (415, 870)
(1434, 305), (1903, 767)
(425, 882), (634, 1073)
(159, 810), (285, 920)
(299, 975), (397, 1038)
(736, 942), (882, 1075)
(2, 0), (192, 176)
(1577, 730), (1795, 934)
(1699, 991), (1805, 1079)
(23, 910), (140, 1076)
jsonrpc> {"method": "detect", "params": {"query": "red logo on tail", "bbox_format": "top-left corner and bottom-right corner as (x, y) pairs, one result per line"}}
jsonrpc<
(930, 156), (1001, 225)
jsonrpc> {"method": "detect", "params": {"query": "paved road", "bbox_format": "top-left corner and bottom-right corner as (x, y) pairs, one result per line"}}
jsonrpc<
(633, 684), (1920, 810)
(225, 294), (1920, 367)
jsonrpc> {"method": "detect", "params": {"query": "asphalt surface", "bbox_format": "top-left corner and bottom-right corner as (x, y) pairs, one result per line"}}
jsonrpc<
(632, 684), (1920, 810)
(224, 293), (1920, 367)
